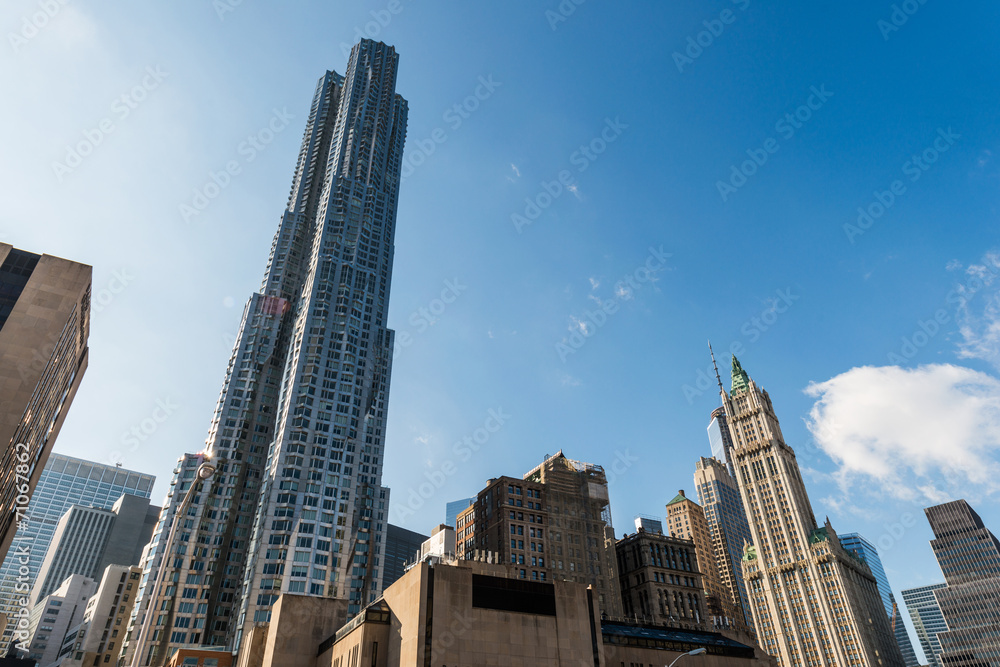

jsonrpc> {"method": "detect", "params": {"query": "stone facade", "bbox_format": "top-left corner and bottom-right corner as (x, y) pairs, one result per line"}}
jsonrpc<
(456, 452), (622, 616)
(615, 527), (706, 630)
(0, 244), (91, 566)
(723, 357), (902, 667)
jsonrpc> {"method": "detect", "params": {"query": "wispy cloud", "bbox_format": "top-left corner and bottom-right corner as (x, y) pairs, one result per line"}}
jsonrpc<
(954, 252), (1000, 370)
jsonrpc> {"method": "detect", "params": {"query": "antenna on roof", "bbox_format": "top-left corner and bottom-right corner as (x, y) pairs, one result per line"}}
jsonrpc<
(709, 340), (724, 395)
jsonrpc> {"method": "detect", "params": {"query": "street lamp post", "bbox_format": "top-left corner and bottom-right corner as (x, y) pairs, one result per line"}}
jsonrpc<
(129, 460), (216, 667)
(667, 647), (707, 667)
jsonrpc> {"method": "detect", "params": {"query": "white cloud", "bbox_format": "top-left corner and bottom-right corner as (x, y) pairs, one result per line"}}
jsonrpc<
(804, 364), (1000, 503)
(510, 163), (520, 177)
(588, 277), (599, 290)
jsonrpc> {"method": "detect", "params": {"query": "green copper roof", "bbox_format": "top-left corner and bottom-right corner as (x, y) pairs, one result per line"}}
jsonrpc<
(743, 544), (757, 562)
(809, 527), (830, 544)
(731, 356), (750, 394)
(666, 493), (689, 507)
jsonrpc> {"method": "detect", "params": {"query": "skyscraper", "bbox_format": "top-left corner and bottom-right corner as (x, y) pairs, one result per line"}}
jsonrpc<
(839, 533), (920, 667)
(0, 244), (91, 566)
(900, 583), (947, 667)
(30, 494), (158, 607)
(0, 454), (153, 647)
(666, 489), (746, 633)
(129, 39), (408, 663)
(723, 356), (903, 666)
(925, 499), (1000, 666)
(694, 456), (754, 634)
(708, 407), (737, 478)
(382, 524), (426, 588)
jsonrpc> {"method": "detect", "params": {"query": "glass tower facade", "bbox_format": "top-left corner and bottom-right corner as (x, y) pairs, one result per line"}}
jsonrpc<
(901, 583), (948, 667)
(694, 456), (753, 633)
(129, 39), (408, 664)
(444, 498), (474, 530)
(839, 532), (920, 667)
(0, 454), (154, 645)
(925, 500), (1000, 667)
(707, 406), (736, 477)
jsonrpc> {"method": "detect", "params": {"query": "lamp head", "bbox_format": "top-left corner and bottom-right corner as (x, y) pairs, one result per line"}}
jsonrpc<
(197, 463), (216, 480)
(687, 648), (707, 656)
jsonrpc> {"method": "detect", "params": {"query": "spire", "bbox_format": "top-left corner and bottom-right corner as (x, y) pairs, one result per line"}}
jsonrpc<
(731, 355), (750, 394)
(709, 340), (724, 395)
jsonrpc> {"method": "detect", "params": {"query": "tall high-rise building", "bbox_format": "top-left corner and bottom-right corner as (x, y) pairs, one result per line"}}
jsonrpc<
(666, 489), (747, 634)
(722, 356), (903, 666)
(0, 454), (153, 647)
(839, 533), (920, 667)
(0, 244), (91, 566)
(129, 39), (408, 663)
(457, 451), (623, 616)
(31, 494), (158, 607)
(925, 499), (1000, 666)
(695, 456), (754, 633)
(444, 497), (474, 529)
(708, 407), (737, 478)
(900, 583), (947, 667)
(382, 524), (426, 589)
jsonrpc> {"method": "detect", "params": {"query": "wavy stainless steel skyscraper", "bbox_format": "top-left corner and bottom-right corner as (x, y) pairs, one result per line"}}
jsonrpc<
(125, 40), (407, 665)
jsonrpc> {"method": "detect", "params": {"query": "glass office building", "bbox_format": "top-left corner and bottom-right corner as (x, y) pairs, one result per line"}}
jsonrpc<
(0, 454), (154, 644)
(901, 583), (948, 667)
(839, 532), (919, 666)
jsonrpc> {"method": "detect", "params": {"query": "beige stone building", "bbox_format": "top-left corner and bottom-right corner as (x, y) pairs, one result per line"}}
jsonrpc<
(57, 564), (142, 667)
(723, 357), (903, 667)
(235, 558), (776, 667)
(456, 451), (623, 616)
(0, 244), (91, 565)
(666, 490), (747, 633)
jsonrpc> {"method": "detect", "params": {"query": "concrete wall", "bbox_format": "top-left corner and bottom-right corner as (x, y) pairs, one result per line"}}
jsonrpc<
(260, 594), (347, 667)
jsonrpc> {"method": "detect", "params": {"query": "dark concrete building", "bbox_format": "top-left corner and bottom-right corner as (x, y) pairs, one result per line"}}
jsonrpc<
(382, 524), (426, 589)
(615, 523), (707, 631)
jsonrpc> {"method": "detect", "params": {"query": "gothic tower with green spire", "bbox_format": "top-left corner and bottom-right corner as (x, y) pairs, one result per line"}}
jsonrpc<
(721, 357), (903, 667)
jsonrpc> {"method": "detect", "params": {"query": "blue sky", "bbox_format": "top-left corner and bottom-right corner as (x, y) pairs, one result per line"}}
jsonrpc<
(4, 1), (1000, 657)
